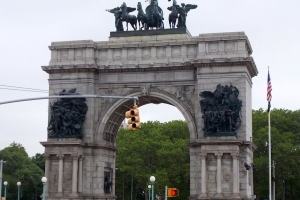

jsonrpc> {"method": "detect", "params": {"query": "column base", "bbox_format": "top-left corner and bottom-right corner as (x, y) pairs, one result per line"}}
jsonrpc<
(69, 193), (79, 197)
(198, 193), (208, 199)
(56, 192), (63, 197)
(214, 193), (224, 199)
(231, 193), (241, 199)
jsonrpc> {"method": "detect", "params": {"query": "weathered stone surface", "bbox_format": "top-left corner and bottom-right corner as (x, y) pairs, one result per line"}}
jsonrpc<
(41, 31), (257, 200)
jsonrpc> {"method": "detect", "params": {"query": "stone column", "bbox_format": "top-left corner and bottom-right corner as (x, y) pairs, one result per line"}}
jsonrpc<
(122, 48), (128, 61)
(166, 46), (172, 59)
(151, 46), (156, 59)
(78, 155), (83, 193)
(57, 154), (64, 195)
(180, 45), (187, 58)
(198, 152), (208, 199)
(44, 153), (50, 197)
(215, 152), (224, 198)
(71, 154), (79, 196)
(108, 49), (113, 61)
(231, 152), (240, 199)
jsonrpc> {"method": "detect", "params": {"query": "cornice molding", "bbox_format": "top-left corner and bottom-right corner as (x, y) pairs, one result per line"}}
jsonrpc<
(42, 59), (257, 77)
(40, 141), (118, 151)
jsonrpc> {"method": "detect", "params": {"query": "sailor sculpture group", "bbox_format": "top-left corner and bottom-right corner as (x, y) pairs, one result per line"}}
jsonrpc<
(106, 0), (197, 31)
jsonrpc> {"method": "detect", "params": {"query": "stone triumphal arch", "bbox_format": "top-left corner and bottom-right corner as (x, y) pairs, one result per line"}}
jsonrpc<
(41, 28), (258, 200)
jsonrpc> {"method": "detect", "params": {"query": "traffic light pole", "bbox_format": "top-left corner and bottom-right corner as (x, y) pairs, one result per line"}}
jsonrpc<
(165, 186), (167, 200)
(0, 160), (7, 199)
(0, 95), (139, 105)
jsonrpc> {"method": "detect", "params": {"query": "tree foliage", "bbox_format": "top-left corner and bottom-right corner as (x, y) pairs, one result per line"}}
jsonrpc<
(0, 142), (44, 200)
(253, 109), (300, 199)
(115, 120), (190, 200)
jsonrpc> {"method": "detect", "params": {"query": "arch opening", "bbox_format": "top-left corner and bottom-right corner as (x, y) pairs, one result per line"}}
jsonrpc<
(96, 92), (197, 145)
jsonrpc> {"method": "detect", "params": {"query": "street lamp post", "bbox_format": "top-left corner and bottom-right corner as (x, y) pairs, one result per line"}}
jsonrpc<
(3, 181), (7, 200)
(41, 177), (47, 200)
(17, 182), (21, 200)
(150, 176), (156, 200)
(148, 185), (151, 200)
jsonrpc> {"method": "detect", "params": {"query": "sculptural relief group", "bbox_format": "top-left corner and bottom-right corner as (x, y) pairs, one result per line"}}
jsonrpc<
(106, 0), (197, 31)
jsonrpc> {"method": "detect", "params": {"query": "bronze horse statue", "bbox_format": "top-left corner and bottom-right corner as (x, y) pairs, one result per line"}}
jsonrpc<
(151, 0), (164, 29)
(167, 0), (179, 28)
(120, 2), (137, 31)
(137, 2), (149, 30)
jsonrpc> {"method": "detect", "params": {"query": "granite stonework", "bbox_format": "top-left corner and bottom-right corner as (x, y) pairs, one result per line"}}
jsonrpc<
(41, 29), (258, 200)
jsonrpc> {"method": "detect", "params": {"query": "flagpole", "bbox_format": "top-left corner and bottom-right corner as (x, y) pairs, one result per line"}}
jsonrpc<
(267, 66), (272, 200)
(268, 104), (272, 200)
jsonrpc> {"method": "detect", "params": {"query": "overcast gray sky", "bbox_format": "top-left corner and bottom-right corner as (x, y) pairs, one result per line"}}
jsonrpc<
(0, 0), (299, 157)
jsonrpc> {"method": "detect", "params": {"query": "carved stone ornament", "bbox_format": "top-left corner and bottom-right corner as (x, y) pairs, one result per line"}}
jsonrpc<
(208, 172), (216, 181)
(47, 88), (88, 139)
(223, 170), (232, 182)
(200, 84), (242, 137)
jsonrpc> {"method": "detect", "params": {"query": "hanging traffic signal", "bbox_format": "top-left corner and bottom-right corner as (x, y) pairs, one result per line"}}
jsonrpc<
(167, 188), (179, 197)
(125, 105), (141, 130)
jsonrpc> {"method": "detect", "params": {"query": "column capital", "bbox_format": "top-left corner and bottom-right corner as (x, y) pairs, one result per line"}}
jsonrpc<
(200, 152), (207, 159)
(57, 154), (64, 160)
(44, 153), (51, 160)
(79, 155), (83, 161)
(72, 153), (79, 160)
(215, 152), (223, 158)
(231, 152), (240, 160)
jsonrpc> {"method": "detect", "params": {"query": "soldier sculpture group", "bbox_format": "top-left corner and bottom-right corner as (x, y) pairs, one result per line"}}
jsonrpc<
(106, 0), (197, 31)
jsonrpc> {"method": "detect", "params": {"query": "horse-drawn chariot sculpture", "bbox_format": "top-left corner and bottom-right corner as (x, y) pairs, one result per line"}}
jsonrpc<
(137, 0), (165, 30)
(106, 0), (197, 31)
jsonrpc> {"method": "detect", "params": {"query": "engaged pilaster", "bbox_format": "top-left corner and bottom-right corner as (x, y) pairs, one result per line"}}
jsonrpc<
(198, 152), (208, 199)
(231, 152), (241, 199)
(57, 154), (64, 195)
(71, 154), (79, 196)
(44, 153), (50, 197)
(214, 152), (224, 199)
(78, 155), (83, 193)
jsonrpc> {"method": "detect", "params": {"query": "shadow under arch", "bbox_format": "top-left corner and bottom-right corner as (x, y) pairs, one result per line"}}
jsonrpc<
(96, 91), (197, 144)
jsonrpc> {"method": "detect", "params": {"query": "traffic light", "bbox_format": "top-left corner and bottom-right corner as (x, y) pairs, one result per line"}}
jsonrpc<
(125, 105), (141, 130)
(244, 163), (251, 170)
(167, 188), (179, 197)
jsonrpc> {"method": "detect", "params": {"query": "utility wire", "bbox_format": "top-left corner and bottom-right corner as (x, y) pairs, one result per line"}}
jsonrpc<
(0, 88), (48, 93)
(0, 84), (48, 92)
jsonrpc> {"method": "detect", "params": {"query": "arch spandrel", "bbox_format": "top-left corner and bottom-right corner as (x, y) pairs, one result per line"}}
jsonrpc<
(96, 89), (198, 144)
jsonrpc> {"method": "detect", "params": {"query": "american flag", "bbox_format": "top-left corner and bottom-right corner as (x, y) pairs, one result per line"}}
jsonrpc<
(267, 69), (272, 112)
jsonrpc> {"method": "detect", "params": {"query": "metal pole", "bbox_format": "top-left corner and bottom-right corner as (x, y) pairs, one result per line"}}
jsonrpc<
(0, 161), (2, 198)
(165, 186), (167, 200)
(0, 160), (7, 198)
(149, 186), (151, 200)
(268, 111), (272, 200)
(4, 185), (6, 200)
(282, 180), (285, 200)
(17, 185), (20, 200)
(42, 182), (46, 200)
(250, 137), (254, 196)
(272, 160), (275, 200)
(0, 95), (139, 105)
(131, 172), (133, 200)
(152, 183), (154, 200)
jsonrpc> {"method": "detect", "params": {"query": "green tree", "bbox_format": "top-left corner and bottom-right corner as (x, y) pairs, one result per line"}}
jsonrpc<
(31, 153), (45, 172)
(115, 120), (190, 200)
(0, 142), (44, 200)
(253, 109), (300, 199)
